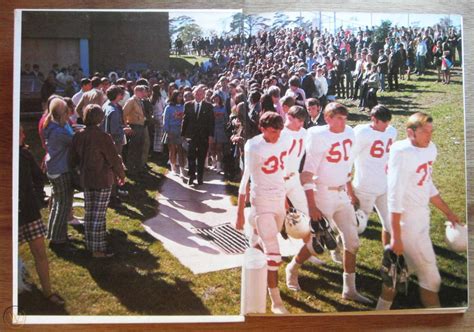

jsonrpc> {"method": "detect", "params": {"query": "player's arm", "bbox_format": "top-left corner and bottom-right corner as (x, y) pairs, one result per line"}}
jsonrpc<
(390, 212), (403, 255)
(301, 133), (326, 221)
(430, 194), (461, 225)
(387, 148), (410, 256)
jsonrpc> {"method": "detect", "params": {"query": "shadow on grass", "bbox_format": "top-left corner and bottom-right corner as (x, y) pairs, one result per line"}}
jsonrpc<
(19, 285), (69, 315)
(41, 229), (210, 315)
(281, 292), (321, 313)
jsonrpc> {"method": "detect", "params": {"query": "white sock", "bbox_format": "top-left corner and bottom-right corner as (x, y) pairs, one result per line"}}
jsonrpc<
(343, 272), (355, 294)
(268, 287), (283, 305)
(287, 256), (301, 272)
(376, 297), (393, 310)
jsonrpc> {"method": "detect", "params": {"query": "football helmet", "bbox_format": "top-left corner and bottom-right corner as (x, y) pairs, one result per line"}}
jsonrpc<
(355, 209), (368, 234)
(380, 246), (409, 295)
(284, 207), (311, 240)
(445, 222), (467, 252)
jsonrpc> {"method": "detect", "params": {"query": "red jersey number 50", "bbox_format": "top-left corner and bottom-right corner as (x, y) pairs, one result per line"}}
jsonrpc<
(326, 139), (353, 163)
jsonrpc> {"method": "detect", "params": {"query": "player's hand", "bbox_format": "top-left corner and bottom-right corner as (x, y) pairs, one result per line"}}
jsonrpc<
(446, 211), (461, 226)
(309, 205), (323, 221)
(390, 236), (404, 256)
(235, 213), (245, 231)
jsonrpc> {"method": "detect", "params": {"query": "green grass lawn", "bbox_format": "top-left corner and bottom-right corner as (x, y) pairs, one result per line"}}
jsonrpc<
(18, 67), (467, 315)
(169, 54), (210, 73)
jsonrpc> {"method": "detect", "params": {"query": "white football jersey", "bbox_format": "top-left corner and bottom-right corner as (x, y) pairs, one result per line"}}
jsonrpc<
(281, 127), (307, 176)
(387, 139), (438, 218)
(352, 124), (397, 195)
(304, 125), (355, 187)
(238, 133), (291, 200)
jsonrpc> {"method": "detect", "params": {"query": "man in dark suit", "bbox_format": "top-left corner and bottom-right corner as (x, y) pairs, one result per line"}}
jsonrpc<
(304, 98), (326, 129)
(181, 84), (215, 185)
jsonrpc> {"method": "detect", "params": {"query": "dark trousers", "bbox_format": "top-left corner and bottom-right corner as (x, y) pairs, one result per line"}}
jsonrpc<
(127, 124), (146, 174)
(187, 137), (209, 181)
(388, 70), (399, 90)
(345, 73), (354, 98)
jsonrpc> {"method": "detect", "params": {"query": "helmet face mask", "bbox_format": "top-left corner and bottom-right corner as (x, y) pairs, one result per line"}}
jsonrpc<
(380, 246), (409, 295)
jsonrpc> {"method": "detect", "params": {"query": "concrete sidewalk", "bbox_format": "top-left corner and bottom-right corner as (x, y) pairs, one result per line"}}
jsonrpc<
(143, 170), (305, 274)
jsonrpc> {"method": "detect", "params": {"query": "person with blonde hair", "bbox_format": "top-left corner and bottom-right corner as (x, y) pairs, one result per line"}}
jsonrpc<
(42, 96), (75, 253)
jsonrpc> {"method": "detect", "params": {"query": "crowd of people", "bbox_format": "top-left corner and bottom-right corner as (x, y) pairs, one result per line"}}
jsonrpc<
(18, 22), (463, 311)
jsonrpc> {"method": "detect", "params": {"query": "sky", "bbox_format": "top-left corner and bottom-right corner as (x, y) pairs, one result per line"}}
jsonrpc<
(169, 10), (462, 37)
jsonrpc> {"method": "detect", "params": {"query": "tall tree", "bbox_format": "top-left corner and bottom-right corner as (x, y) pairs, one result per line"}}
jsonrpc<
(244, 14), (269, 36)
(228, 13), (268, 37)
(170, 15), (196, 39)
(374, 20), (392, 42)
(272, 12), (291, 30)
(178, 23), (203, 46)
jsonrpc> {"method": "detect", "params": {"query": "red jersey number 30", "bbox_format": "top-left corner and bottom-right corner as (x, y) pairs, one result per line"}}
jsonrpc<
(326, 139), (353, 163)
(261, 151), (287, 174)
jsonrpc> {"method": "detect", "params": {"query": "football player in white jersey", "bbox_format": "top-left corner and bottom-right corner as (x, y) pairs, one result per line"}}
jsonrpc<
(287, 102), (372, 304)
(376, 112), (461, 310)
(351, 105), (397, 246)
(282, 106), (309, 216)
(235, 111), (291, 314)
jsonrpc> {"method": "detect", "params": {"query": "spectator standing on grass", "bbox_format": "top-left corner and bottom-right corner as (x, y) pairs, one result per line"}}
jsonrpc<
(19, 125), (65, 305)
(151, 83), (166, 154)
(416, 36), (428, 75)
(123, 85), (148, 175)
(71, 104), (126, 258)
(387, 47), (401, 91)
(42, 96), (75, 253)
(376, 49), (388, 92)
(101, 85), (130, 207)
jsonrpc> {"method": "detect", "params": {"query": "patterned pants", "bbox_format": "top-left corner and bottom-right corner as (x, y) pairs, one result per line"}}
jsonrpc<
(47, 172), (73, 242)
(84, 188), (112, 252)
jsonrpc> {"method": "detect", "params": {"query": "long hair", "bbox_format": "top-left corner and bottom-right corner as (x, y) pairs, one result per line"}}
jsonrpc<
(151, 83), (162, 105)
(42, 95), (67, 129)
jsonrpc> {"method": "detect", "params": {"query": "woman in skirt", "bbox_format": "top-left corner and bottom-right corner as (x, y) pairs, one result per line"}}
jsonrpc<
(163, 90), (186, 176)
(209, 93), (229, 172)
(19, 126), (65, 305)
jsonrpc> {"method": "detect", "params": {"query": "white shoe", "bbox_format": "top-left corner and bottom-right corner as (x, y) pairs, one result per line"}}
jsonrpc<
(271, 303), (289, 314)
(330, 250), (343, 265)
(216, 162), (223, 172)
(308, 256), (325, 265)
(342, 291), (373, 304)
(170, 165), (178, 175)
(285, 264), (301, 291)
